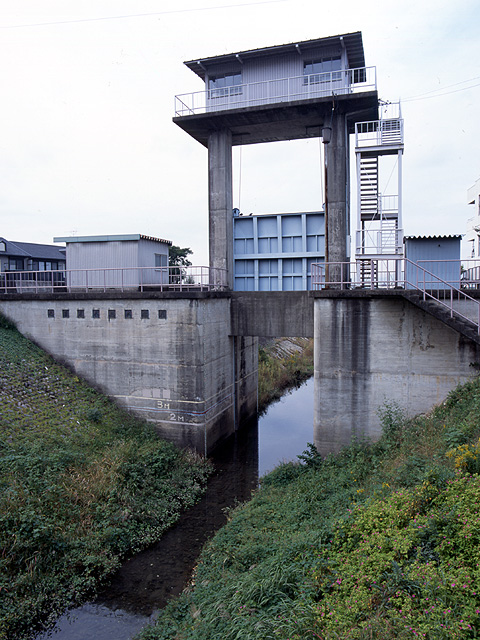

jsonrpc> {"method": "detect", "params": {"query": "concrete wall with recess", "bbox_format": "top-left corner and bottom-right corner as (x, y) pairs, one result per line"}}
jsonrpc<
(231, 291), (314, 337)
(313, 296), (480, 455)
(0, 296), (257, 455)
(234, 335), (258, 423)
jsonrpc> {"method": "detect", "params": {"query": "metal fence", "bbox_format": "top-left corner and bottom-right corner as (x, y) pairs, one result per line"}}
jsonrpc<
(0, 266), (228, 294)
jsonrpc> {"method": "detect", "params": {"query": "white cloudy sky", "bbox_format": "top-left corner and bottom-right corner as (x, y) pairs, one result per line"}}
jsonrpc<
(0, 0), (479, 265)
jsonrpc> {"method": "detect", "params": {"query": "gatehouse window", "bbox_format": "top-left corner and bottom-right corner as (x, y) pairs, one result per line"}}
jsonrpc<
(209, 72), (242, 98)
(303, 56), (342, 84)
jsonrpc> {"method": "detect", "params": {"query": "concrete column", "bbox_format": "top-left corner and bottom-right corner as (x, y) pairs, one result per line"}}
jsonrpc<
(208, 129), (233, 289)
(324, 112), (349, 284)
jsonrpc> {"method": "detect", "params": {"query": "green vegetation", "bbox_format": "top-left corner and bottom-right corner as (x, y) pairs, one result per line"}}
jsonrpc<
(168, 245), (193, 268)
(258, 338), (314, 411)
(0, 315), (211, 640)
(137, 378), (480, 640)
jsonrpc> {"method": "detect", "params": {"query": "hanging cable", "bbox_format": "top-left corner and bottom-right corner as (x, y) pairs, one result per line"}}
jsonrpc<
(0, 0), (286, 29)
(318, 137), (324, 209)
(237, 146), (242, 213)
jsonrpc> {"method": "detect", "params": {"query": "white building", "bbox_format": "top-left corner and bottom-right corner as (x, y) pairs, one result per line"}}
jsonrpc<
(54, 234), (171, 289)
(463, 177), (480, 260)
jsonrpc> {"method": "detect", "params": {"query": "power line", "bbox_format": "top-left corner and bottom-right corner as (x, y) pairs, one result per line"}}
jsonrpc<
(403, 79), (480, 103)
(0, 0), (286, 30)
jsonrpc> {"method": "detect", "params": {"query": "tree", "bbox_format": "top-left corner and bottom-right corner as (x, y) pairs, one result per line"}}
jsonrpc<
(169, 245), (193, 284)
(168, 245), (193, 268)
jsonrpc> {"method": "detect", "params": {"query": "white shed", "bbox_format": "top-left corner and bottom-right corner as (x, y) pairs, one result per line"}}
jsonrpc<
(54, 234), (171, 289)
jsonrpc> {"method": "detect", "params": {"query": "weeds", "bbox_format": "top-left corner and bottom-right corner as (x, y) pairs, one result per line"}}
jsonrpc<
(0, 324), (211, 639)
(137, 377), (480, 640)
(258, 338), (313, 411)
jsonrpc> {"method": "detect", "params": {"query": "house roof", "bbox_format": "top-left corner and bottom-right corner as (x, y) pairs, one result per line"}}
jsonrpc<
(53, 234), (172, 246)
(184, 31), (366, 80)
(0, 238), (66, 260)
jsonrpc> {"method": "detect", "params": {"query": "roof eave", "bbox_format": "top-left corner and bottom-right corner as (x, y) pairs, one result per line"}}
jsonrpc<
(184, 31), (365, 80)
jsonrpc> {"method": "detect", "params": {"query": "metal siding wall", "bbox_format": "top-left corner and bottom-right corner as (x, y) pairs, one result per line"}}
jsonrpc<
(138, 239), (169, 285)
(405, 239), (461, 289)
(206, 44), (344, 87)
(137, 239), (169, 267)
(66, 241), (138, 287)
(244, 53), (301, 83)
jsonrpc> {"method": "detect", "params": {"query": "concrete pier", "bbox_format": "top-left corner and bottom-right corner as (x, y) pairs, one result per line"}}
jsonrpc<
(324, 112), (349, 282)
(313, 294), (480, 454)
(208, 129), (233, 289)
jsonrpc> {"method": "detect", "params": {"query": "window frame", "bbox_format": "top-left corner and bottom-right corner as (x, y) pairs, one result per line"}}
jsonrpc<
(208, 72), (243, 99)
(303, 56), (342, 85)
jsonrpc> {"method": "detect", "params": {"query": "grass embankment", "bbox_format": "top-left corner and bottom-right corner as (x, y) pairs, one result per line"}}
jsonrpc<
(0, 314), (211, 640)
(258, 338), (314, 412)
(138, 379), (480, 640)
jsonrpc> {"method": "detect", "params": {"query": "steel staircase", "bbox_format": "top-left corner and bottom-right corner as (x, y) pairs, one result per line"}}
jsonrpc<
(355, 103), (404, 263)
(359, 157), (379, 221)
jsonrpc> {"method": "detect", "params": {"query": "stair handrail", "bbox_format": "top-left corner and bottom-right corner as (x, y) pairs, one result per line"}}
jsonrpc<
(312, 259), (480, 335)
(404, 258), (480, 334)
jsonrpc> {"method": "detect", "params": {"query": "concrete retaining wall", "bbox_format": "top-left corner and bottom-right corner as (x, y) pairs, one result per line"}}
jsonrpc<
(314, 296), (480, 455)
(0, 296), (258, 455)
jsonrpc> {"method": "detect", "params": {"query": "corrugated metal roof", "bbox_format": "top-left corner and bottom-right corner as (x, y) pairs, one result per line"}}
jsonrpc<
(185, 31), (365, 80)
(0, 238), (65, 260)
(54, 234), (172, 246)
(404, 235), (463, 241)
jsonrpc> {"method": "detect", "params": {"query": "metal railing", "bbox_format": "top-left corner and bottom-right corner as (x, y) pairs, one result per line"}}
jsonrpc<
(0, 266), (228, 294)
(356, 226), (403, 255)
(355, 118), (404, 148)
(311, 258), (480, 334)
(174, 67), (376, 116)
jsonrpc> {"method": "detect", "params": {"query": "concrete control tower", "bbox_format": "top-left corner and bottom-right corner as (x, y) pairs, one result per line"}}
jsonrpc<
(173, 32), (378, 288)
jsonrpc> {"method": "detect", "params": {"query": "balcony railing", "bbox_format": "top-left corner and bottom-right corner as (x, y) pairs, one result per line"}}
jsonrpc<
(0, 266), (228, 294)
(174, 67), (377, 117)
(355, 118), (404, 148)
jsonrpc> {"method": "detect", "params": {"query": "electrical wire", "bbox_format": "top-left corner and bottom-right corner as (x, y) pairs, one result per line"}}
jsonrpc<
(403, 80), (480, 103)
(0, 0), (286, 29)
(403, 75), (480, 101)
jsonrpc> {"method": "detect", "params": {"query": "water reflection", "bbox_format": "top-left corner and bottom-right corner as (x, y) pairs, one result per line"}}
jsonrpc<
(35, 378), (314, 639)
(259, 377), (314, 476)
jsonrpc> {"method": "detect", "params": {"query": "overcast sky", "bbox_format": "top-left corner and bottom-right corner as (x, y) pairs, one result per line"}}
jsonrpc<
(1, 0), (479, 265)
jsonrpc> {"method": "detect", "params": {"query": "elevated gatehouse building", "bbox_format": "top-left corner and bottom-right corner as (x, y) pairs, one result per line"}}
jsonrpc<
(174, 31), (380, 289)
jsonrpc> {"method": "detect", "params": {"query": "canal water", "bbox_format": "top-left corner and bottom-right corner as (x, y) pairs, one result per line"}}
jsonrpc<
(35, 378), (314, 640)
